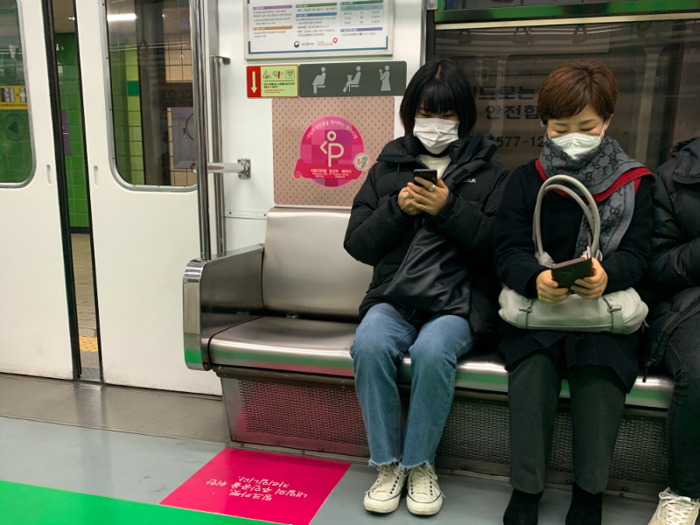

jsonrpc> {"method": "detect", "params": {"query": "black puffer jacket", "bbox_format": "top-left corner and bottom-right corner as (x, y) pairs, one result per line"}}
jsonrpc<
(344, 134), (510, 340)
(644, 137), (700, 367)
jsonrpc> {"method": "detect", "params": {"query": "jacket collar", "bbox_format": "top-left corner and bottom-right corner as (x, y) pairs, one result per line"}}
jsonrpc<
(671, 137), (700, 185)
(376, 134), (498, 169)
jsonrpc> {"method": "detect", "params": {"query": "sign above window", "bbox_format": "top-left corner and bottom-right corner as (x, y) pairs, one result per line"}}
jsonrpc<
(244, 0), (394, 59)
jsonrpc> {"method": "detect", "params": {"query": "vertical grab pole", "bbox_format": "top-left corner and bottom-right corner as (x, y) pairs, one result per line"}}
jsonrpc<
(211, 55), (230, 257)
(190, 0), (211, 261)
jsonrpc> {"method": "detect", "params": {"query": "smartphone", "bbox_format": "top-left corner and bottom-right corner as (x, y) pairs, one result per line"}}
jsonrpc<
(413, 168), (438, 186)
(551, 257), (593, 289)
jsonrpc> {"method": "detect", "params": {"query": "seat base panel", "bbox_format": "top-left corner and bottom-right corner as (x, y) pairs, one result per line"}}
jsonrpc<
(218, 371), (669, 498)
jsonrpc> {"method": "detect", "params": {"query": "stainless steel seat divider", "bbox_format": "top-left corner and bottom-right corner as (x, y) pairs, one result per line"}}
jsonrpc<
(185, 0), (256, 372)
(190, 0), (211, 261)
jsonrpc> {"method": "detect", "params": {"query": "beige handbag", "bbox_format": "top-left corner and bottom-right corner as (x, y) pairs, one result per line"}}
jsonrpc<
(498, 175), (648, 334)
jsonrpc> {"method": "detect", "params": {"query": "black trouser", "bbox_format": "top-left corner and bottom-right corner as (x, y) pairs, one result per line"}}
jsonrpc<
(508, 351), (627, 495)
(665, 312), (700, 499)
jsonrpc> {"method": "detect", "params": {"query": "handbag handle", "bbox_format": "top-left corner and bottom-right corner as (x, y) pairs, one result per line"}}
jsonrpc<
(532, 175), (602, 260)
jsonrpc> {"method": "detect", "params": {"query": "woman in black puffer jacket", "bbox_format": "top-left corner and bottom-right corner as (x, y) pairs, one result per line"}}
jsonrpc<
(344, 59), (509, 517)
(644, 136), (700, 523)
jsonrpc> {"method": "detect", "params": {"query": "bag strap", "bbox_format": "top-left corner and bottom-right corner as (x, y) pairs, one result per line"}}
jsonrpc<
(533, 175), (602, 260)
(603, 294), (624, 332)
(516, 297), (533, 329)
(533, 184), (597, 253)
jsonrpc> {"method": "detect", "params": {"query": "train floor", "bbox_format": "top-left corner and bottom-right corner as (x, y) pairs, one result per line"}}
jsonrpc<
(71, 233), (100, 381)
(0, 374), (658, 525)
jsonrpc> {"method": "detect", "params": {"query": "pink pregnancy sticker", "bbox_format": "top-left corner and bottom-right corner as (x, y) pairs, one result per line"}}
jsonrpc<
(161, 448), (351, 525)
(293, 115), (371, 188)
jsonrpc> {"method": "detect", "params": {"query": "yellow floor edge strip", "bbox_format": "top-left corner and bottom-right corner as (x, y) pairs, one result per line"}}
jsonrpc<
(79, 336), (98, 352)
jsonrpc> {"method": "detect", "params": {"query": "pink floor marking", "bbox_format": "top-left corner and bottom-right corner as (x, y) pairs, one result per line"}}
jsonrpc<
(161, 448), (351, 525)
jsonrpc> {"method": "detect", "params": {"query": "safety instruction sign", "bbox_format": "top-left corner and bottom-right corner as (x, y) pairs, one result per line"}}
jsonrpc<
(0, 86), (28, 110)
(247, 65), (299, 98)
(244, 0), (394, 59)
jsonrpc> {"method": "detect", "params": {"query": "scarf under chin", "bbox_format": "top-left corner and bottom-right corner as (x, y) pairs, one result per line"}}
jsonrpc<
(539, 135), (650, 258)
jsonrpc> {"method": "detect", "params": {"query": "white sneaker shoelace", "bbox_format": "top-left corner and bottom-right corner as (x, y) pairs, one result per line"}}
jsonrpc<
(657, 491), (700, 525)
(368, 464), (403, 499)
(408, 464), (442, 503)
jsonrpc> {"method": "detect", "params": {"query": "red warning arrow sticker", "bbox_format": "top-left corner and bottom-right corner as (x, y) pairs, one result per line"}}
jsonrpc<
(246, 65), (298, 99)
(247, 66), (261, 98)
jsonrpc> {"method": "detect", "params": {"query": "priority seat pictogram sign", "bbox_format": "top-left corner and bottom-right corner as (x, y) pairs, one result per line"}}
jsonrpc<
(299, 61), (407, 97)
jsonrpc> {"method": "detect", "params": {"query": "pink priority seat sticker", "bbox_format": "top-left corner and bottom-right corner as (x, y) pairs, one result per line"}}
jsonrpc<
(161, 448), (351, 525)
(293, 115), (370, 188)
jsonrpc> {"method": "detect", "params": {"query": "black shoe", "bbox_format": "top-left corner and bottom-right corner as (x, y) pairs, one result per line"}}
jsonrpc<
(565, 483), (603, 525)
(503, 488), (543, 525)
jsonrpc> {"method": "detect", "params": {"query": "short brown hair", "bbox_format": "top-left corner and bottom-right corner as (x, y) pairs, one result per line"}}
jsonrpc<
(537, 60), (618, 123)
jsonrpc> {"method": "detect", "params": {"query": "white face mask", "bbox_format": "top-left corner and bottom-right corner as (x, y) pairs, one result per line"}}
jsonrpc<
(413, 118), (460, 154)
(549, 126), (606, 160)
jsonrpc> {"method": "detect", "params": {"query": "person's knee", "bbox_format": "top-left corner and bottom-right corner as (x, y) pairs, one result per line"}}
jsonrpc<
(352, 338), (391, 360)
(510, 352), (558, 384)
(351, 322), (401, 367)
(509, 352), (562, 406)
(410, 340), (457, 372)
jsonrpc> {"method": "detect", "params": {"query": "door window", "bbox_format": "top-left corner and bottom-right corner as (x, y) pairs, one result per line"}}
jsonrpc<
(0, 0), (34, 186)
(105, 0), (195, 187)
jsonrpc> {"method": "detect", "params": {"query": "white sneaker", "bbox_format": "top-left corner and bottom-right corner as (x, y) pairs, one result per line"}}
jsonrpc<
(363, 463), (407, 514)
(406, 464), (444, 516)
(648, 489), (700, 525)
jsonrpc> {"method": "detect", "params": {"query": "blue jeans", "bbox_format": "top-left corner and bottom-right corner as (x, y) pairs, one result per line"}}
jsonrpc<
(350, 303), (475, 469)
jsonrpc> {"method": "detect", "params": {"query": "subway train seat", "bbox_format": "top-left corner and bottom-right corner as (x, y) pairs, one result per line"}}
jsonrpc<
(183, 207), (673, 497)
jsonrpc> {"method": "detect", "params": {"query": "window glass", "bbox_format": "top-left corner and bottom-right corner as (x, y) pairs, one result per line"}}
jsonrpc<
(435, 20), (700, 172)
(443, 0), (644, 10)
(106, 0), (195, 187)
(0, 0), (33, 185)
(54, 4), (91, 229)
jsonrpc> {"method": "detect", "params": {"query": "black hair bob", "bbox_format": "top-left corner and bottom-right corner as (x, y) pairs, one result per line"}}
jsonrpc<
(399, 59), (477, 138)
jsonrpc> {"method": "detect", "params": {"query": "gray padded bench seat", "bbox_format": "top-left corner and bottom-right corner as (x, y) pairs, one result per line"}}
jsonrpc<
(209, 316), (673, 410)
(193, 207), (672, 410)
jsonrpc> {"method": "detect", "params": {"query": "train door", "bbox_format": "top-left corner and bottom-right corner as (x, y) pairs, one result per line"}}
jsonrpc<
(75, 0), (219, 394)
(0, 0), (75, 379)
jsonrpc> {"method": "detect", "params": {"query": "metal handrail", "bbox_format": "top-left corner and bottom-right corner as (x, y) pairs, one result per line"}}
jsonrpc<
(211, 55), (230, 256)
(192, 161), (251, 176)
(190, 0), (211, 260)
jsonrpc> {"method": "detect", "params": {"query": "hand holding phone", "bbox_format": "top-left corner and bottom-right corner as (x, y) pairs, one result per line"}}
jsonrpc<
(551, 257), (594, 289)
(406, 168), (448, 216)
(536, 270), (571, 303)
(570, 258), (608, 300)
(412, 168), (438, 187)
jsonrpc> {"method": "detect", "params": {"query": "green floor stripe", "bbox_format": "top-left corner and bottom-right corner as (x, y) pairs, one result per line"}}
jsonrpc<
(0, 481), (268, 525)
